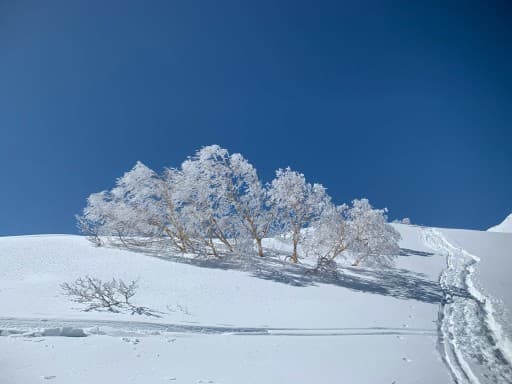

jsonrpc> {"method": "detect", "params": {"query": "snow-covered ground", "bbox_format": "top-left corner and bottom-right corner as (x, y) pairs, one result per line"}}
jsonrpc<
(1, 224), (511, 383)
(424, 228), (512, 383)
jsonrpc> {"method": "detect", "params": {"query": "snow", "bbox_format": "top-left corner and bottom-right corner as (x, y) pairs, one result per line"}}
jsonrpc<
(440, 228), (512, 377)
(0, 224), (511, 383)
(425, 228), (512, 383)
(0, 333), (445, 384)
(0, 234), (442, 329)
(488, 213), (512, 233)
(440, 229), (512, 322)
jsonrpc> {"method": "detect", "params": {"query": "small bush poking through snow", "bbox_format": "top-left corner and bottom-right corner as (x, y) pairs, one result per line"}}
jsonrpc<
(61, 276), (158, 316)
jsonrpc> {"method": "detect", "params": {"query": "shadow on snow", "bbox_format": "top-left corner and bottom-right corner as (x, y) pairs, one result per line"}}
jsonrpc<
(100, 241), (457, 305)
(399, 248), (434, 257)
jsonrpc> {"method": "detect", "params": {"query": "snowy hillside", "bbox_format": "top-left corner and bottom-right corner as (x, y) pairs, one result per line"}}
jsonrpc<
(1, 225), (512, 383)
(488, 213), (512, 233)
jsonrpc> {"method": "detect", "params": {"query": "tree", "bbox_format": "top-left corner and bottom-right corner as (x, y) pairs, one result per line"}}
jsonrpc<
(304, 199), (401, 270)
(269, 167), (331, 263)
(346, 199), (401, 267)
(61, 276), (159, 316)
(177, 145), (274, 257)
(77, 162), (164, 247)
(177, 145), (238, 256)
(401, 217), (411, 225)
(155, 167), (196, 253)
(303, 204), (349, 265)
(76, 145), (401, 270)
(109, 161), (164, 244)
(76, 191), (111, 246)
(222, 152), (275, 257)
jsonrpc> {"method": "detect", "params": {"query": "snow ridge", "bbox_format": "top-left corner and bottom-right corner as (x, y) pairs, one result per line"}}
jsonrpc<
(0, 317), (436, 338)
(487, 214), (512, 233)
(423, 228), (512, 384)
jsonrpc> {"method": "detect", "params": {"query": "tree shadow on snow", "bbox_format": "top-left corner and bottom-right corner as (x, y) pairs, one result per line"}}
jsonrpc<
(248, 258), (446, 304)
(106, 242), (459, 305)
(399, 248), (434, 257)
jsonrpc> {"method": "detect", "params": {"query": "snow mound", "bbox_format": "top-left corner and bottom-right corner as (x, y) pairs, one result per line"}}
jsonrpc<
(488, 213), (512, 233)
(0, 329), (24, 336)
(26, 327), (87, 338)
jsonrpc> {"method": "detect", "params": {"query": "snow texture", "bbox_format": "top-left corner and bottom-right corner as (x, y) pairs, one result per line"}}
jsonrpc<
(488, 213), (512, 233)
(1, 224), (511, 383)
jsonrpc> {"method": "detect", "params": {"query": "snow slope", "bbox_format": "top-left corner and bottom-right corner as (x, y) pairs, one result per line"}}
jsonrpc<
(425, 228), (512, 383)
(0, 225), (511, 383)
(488, 213), (512, 233)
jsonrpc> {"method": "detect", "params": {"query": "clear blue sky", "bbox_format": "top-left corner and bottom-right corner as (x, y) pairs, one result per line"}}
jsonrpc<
(0, 0), (511, 235)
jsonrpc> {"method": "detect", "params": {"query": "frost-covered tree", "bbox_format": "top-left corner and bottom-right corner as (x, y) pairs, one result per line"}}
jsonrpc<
(77, 145), (401, 269)
(155, 167), (196, 252)
(76, 191), (111, 246)
(401, 217), (411, 225)
(269, 167), (331, 263)
(304, 199), (401, 270)
(223, 152), (275, 257)
(77, 190), (139, 245)
(177, 145), (274, 257)
(177, 146), (238, 256)
(346, 199), (401, 267)
(77, 162), (164, 246)
(109, 161), (164, 242)
(303, 204), (349, 263)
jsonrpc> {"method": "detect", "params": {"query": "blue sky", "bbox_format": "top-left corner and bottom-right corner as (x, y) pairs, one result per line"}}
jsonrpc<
(0, 0), (511, 235)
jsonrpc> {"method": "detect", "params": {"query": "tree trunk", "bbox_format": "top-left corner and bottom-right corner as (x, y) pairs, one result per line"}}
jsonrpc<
(208, 236), (219, 258)
(292, 239), (298, 263)
(256, 238), (264, 257)
(352, 254), (365, 266)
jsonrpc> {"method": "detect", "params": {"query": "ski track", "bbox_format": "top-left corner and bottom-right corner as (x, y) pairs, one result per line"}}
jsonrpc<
(423, 228), (512, 384)
(0, 316), (436, 338)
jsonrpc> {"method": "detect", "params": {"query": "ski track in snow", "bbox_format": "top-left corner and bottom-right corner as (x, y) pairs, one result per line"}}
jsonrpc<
(423, 228), (512, 384)
(0, 316), (436, 338)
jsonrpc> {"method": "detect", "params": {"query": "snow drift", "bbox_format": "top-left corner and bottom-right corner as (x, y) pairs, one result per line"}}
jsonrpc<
(488, 213), (512, 233)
